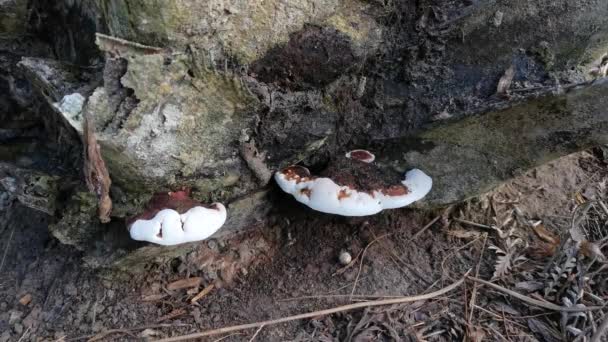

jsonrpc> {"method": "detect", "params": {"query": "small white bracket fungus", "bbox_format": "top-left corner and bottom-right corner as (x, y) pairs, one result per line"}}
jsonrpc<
(129, 203), (227, 246)
(345, 149), (375, 163)
(275, 163), (432, 217)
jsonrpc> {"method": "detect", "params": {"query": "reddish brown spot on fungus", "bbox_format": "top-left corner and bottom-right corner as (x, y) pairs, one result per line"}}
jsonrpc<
(300, 188), (312, 197)
(281, 165), (313, 182)
(381, 184), (410, 196)
(338, 189), (351, 200)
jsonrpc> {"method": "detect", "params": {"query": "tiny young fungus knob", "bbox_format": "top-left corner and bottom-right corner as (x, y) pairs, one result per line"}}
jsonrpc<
(345, 149), (375, 163)
(274, 149), (432, 216)
(127, 190), (227, 246)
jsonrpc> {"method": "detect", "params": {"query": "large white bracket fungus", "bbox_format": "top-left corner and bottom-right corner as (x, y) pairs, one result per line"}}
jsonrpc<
(275, 150), (432, 216)
(128, 192), (227, 245)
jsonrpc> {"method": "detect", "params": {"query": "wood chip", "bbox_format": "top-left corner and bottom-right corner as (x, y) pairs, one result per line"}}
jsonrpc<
(167, 277), (203, 291)
(19, 294), (32, 306)
(190, 284), (215, 304)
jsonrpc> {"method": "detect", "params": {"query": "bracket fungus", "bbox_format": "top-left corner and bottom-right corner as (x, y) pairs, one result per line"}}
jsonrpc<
(275, 150), (432, 216)
(345, 149), (375, 163)
(127, 190), (227, 246)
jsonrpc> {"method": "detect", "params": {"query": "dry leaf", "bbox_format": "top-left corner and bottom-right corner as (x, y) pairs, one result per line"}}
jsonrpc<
(528, 241), (558, 259)
(466, 325), (486, 342)
(575, 192), (585, 205)
(489, 238), (527, 279)
(532, 222), (560, 245)
(83, 113), (112, 223)
(580, 240), (606, 261)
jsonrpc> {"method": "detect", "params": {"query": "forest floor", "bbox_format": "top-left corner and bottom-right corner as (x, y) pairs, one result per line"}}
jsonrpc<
(1, 150), (608, 342)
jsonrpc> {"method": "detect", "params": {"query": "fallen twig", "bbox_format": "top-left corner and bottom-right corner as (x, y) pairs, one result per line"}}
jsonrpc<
(154, 276), (467, 342)
(467, 276), (604, 312)
(248, 325), (264, 342)
(453, 218), (495, 231)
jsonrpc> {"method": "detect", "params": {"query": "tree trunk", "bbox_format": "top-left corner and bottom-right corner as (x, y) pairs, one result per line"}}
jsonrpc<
(2, 0), (608, 271)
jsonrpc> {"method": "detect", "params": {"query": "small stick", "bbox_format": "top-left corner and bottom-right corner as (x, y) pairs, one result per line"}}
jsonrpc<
(248, 325), (264, 342)
(155, 276), (466, 342)
(467, 276), (604, 312)
(191, 284), (215, 304)
(453, 218), (495, 230)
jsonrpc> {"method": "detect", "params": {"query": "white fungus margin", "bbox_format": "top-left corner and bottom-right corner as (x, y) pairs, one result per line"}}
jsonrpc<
(275, 165), (432, 217)
(129, 203), (227, 246)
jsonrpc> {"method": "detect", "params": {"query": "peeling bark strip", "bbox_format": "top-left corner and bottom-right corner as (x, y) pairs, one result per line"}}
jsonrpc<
(376, 78), (608, 208)
(83, 113), (112, 223)
(239, 139), (272, 186)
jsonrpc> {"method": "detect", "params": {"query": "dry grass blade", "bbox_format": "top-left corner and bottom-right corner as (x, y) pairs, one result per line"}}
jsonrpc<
(154, 276), (467, 342)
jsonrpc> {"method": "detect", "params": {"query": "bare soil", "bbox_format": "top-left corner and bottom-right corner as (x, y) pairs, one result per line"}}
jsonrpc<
(1, 151), (607, 341)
